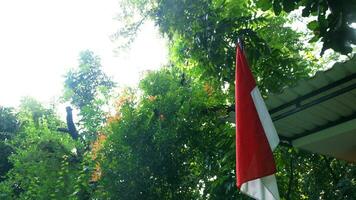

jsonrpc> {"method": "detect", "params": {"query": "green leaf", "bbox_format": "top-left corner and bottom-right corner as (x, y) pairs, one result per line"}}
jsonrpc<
(282, 0), (295, 12)
(273, 0), (282, 15)
(307, 20), (319, 30)
(256, 0), (272, 11)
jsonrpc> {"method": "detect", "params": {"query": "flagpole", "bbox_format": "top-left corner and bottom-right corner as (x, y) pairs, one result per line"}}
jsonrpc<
(237, 37), (244, 51)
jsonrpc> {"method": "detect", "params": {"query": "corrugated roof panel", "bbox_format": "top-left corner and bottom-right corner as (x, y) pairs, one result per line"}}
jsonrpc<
(265, 100), (276, 109)
(350, 90), (356, 97)
(265, 57), (356, 142)
(325, 72), (343, 82)
(265, 57), (356, 162)
(302, 107), (329, 126)
(309, 71), (330, 88)
(333, 98), (355, 116)
(274, 120), (301, 137)
(279, 88), (299, 103)
(318, 103), (346, 120)
(340, 62), (355, 73)
(341, 64), (353, 74)
(275, 119), (301, 132)
(265, 96), (285, 109)
(346, 61), (356, 72)
(277, 89), (298, 103)
(292, 114), (318, 130)
(312, 107), (337, 122)
(275, 96), (292, 110)
(292, 81), (315, 95)
(347, 93), (356, 109)
(294, 111), (321, 127)
(338, 92), (356, 110)
(266, 57), (356, 106)
(313, 104), (340, 121)
(323, 97), (353, 117)
(284, 117), (310, 133)
(274, 124), (294, 137)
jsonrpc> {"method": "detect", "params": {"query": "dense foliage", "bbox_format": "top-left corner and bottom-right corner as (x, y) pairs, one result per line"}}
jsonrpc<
(96, 69), (236, 199)
(117, 0), (319, 95)
(0, 58), (103, 199)
(0, 99), (79, 199)
(103, 0), (355, 199)
(0, 106), (18, 182)
(258, 0), (356, 55)
(0, 1), (355, 199)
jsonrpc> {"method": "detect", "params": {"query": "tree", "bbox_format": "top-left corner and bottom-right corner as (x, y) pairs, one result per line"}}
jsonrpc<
(0, 99), (95, 200)
(0, 100), (77, 199)
(18, 97), (63, 131)
(257, 0), (356, 55)
(0, 106), (18, 182)
(0, 127), (79, 199)
(107, 0), (356, 199)
(97, 69), (240, 199)
(63, 50), (115, 141)
(0, 106), (18, 140)
(117, 0), (319, 97)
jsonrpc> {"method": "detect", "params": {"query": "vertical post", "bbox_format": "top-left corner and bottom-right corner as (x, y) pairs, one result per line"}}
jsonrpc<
(237, 37), (244, 51)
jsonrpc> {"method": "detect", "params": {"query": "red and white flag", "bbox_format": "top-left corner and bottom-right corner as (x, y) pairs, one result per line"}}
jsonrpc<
(235, 46), (280, 200)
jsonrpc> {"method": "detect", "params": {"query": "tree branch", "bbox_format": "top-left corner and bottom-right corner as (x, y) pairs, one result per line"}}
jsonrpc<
(66, 106), (80, 141)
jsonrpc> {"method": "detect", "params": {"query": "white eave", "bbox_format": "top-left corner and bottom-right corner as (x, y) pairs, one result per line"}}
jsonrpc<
(266, 57), (356, 162)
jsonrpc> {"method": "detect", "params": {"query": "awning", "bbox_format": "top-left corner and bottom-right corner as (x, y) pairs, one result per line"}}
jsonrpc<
(266, 57), (356, 162)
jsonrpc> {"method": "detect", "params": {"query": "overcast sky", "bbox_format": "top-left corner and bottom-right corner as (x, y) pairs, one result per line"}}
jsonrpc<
(0, 0), (168, 107)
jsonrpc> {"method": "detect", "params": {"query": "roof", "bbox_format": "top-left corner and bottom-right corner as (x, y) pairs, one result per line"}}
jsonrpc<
(266, 57), (356, 162)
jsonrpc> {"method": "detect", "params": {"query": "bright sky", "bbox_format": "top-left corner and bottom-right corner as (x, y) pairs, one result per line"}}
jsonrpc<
(0, 0), (168, 108)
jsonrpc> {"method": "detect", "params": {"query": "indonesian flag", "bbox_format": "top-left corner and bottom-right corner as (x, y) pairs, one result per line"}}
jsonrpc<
(235, 46), (280, 200)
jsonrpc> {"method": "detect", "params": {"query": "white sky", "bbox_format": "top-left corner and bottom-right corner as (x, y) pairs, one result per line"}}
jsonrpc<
(0, 0), (168, 108)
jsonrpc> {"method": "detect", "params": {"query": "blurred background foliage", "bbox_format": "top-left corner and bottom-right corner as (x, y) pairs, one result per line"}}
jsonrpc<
(0, 0), (355, 199)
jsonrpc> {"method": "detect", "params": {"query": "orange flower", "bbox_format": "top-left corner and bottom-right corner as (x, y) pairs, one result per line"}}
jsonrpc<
(91, 162), (102, 182)
(107, 114), (121, 124)
(90, 133), (107, 182)
(148, 95), (157, 102)
(204, 83), (214, 96)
